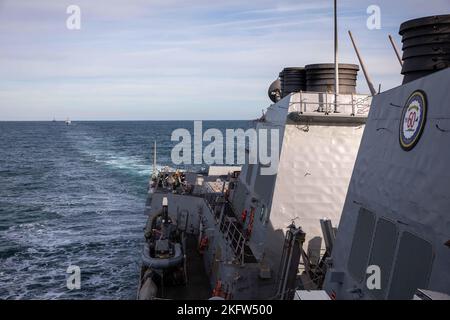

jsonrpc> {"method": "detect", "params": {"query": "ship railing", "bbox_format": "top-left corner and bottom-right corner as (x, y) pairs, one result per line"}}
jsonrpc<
(288, 91), (372, 116)
(198, 190), (247, 264)
(219, 215), (246, 265)
(203, 192), (226, 219)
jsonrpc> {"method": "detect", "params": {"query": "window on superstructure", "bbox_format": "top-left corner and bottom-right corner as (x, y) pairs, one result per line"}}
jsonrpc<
(348, 207), (376, 283)
(366, 218), (398, 299)
(245, 164), (254, 186)
(387, 232), (433, 300)
(254, 165), (277, 203)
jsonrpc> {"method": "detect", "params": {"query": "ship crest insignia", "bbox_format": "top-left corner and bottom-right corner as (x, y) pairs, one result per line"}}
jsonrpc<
(399, 90), (427, 151)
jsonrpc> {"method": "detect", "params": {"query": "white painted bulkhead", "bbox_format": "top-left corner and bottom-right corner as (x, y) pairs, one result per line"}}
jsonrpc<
(233, 91), (372, 278)
(267, 118), (366, 253)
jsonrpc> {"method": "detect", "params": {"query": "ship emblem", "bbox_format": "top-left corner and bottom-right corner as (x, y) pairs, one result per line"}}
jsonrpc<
(399, 90), (427, 151)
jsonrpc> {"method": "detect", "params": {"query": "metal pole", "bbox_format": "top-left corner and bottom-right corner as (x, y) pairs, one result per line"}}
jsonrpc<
(276, 230), (290, 298)
(281, 235), (294, 300)
(348, 30), (377, 96)
(388, 34), (403, 67)
(334, 0), (340, 112)
(153, 140), (157, 176)
(183, 233), (188, 285)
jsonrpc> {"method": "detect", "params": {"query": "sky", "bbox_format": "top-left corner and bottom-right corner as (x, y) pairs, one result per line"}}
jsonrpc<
(0, 0), (449, 120)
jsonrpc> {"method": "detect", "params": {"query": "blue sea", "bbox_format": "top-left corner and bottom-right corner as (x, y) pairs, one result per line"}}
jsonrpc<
(0, 120), (251, 299)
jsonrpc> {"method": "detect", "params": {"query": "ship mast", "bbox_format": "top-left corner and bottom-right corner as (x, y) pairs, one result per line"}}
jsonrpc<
(152, 140), (157, 176)
(348, 30), (377, 96)
(333, 0), (339, 112)
(388, 34), (404, 67)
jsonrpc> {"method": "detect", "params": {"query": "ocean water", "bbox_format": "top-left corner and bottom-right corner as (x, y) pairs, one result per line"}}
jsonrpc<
(0, 120), (251, 299)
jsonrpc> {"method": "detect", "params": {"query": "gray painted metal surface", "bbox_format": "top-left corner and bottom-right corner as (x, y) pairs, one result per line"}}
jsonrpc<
(324, 68), (450, 299)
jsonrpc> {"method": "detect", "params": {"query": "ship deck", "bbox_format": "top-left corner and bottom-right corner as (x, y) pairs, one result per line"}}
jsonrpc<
(159, 234), (212, 300)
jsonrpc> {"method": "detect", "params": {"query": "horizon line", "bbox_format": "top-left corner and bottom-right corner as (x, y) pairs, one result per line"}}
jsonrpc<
(0, 119), (255, 122)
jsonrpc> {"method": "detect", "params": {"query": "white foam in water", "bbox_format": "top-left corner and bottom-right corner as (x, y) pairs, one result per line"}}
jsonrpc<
(74, 136), (174, 177)
(0, 127), (149, 298)
(1, 206), (146, 299)
(104, 155), (151, 176)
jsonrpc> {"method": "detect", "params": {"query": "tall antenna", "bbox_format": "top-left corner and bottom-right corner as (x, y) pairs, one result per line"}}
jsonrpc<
(333, 0), (339, 112)
(348, 30), (377, 96)
(388, 34), (403, 67)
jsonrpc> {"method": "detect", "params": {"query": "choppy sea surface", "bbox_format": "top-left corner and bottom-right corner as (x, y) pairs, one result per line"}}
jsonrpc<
(0, 120), (251, 299)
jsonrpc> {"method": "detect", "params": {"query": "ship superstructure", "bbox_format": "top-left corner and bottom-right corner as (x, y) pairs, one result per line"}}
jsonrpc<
(138, 84), (372, 299)
(137, 11), (450, 301)
(323, 67), (450, 300)
(322, 14), (450, 300)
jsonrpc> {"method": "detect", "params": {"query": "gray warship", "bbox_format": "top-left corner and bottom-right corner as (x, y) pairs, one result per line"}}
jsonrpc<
(137, 13), (450, 300)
